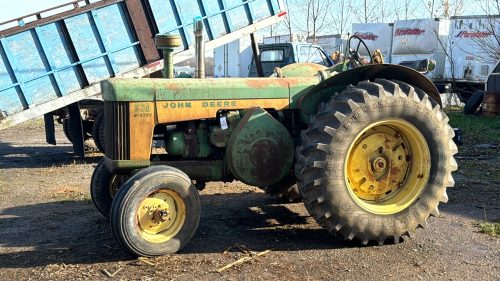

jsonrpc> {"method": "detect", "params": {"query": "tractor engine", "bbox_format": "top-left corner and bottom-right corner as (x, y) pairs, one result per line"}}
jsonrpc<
(104, 96), (296, 187)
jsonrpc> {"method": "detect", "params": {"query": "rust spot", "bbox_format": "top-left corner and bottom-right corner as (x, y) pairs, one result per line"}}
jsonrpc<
(391, 166), (401, 175)
(482, 91), (500, 103)
(244, 78), (288, 89)
(284, 76), (319, 86)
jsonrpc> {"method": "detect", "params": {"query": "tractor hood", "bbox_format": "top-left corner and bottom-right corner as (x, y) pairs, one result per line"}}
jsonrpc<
(101, 78), (293, 102)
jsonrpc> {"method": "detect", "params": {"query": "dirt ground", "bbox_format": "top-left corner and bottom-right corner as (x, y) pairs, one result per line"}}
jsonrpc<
(0, 118), (499, 281)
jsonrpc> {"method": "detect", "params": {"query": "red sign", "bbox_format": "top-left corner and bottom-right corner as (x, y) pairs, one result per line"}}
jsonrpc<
(353, 32), (378, 41)
(394, 28), (425, 36)
(455, 31), (492, 38)
(466, 56), (474, 60)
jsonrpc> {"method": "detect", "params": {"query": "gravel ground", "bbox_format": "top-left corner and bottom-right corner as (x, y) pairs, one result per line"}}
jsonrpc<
(0, 118), (498, 280)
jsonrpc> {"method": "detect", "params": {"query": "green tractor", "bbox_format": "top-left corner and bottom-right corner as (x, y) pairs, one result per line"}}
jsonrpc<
(91, 34), (457, 257)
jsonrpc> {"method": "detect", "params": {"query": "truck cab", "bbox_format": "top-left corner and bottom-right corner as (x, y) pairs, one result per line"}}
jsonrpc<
(248, 42), (334, 77)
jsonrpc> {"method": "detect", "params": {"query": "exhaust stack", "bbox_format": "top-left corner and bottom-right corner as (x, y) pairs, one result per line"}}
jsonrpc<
(194, 17), (205, 78)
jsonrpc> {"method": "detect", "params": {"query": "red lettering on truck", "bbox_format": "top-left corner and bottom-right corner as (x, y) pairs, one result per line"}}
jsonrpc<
(394, 28), (425, 36)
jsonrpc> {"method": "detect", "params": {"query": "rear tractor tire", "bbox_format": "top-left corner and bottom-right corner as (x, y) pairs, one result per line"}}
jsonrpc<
(295, 79), (458, 245)
(110, 166), (201, 257)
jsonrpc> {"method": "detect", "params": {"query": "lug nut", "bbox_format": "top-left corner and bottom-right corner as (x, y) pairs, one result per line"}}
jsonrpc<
(372, 157), (386, 172)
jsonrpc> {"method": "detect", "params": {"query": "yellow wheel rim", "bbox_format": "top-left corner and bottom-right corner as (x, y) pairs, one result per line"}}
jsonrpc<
(136, 189), (186, 243)
(345, 119), (430, 215)
(109, 175), (124, 199)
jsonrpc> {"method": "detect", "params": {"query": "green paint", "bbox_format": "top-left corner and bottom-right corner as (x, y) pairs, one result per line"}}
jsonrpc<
(209, 111), (241, 147)
(166, 130), (185, 155)
(106, 159), (150, 174)
(150, 160), (225, 181)
(279, 63), (326, 77)
(101, 79), (156, 102)
(155, 78), (290, 101)
(197, 124), (210, 158)
(226, 107), (294, 186)
(288, 77), (318, 109)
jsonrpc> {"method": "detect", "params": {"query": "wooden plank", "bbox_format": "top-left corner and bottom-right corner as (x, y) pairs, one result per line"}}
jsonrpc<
(124, 0), (160, 63)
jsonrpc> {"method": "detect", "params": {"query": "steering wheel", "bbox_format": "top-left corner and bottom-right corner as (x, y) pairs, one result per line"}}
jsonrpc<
(348, 35), (373, 66)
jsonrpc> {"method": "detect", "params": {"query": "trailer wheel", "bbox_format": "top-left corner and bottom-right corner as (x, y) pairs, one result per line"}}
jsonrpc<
(110, 166), (200, 257)
(261, 173), (301, 202)
(90, 158), (126, 217)
(62, 118), (72, 143)
(63, 116), (97, 150)
(463, 90), (484, 115)
(295, 79), (457, 245)
(92, 112), (106, 154)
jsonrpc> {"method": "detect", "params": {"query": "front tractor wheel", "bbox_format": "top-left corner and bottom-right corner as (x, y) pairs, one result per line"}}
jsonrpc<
(110, 166), (200, 257)
(296, 79), (458, 245)
(90, 158), (126, 217)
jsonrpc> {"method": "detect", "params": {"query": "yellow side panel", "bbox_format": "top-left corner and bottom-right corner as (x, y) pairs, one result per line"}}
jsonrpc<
(129, 102), (155, 160)
(156, 98), (290, 123)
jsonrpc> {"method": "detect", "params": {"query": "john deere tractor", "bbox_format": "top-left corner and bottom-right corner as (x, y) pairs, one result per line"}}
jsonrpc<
(91, 34), (457, 257)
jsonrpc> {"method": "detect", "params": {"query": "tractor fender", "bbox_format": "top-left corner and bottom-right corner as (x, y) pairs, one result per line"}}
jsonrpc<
(298, 64), (442, 117)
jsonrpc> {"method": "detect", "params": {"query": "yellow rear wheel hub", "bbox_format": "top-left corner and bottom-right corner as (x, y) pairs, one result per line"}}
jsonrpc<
(345, 119), (430, 215)
(136, 189), (186, 243)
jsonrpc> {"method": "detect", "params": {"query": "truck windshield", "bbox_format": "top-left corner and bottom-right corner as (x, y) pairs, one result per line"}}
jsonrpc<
(298, 46), (332, 67)
(261, 50), (284, 62)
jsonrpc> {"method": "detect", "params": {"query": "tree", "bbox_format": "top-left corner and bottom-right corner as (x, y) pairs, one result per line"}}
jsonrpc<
(420, 0), (467, 18)
(348, 0), (386, 24)
(281, 0), (296, 41)
(294, 0), (334, 41)
(328, 0), (349, 34)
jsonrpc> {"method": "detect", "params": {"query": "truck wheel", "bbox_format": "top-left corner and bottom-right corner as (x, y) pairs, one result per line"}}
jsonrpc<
(90, 158), (125, 217)
(62, 118), (72, 142)
(463, 90), (484, 115)
(92, 112), (106, 154)
(261, 173), (301, 202)
(295, 79), (457, 245)
(110, 166), (200, 257)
